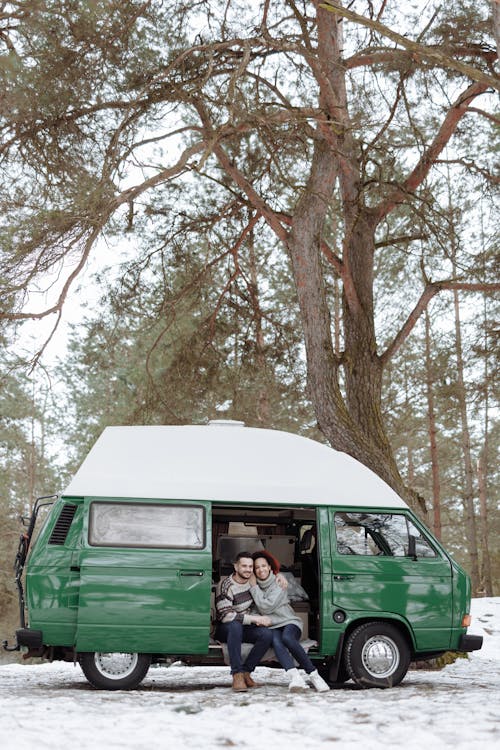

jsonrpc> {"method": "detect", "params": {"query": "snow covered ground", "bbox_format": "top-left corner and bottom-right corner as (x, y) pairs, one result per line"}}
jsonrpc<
(0, 597), (498, 750)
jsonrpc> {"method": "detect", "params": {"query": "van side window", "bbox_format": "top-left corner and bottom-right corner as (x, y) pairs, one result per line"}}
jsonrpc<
(88, 502), (205, 549)
(334, 512), (437, 558)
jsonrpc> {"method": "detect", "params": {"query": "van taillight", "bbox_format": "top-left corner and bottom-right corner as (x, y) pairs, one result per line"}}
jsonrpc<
(461, 614), (471, 627)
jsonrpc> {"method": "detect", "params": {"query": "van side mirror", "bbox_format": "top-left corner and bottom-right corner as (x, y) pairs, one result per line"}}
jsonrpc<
(407, 534), (418, 561)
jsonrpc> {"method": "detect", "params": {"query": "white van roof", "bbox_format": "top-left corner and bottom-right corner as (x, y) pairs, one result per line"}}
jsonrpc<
(62, 422), (406, 508)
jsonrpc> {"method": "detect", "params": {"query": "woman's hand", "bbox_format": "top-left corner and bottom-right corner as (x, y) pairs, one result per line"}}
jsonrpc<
(249, 573), (257, 587)
(276, 573), (288, 589)
(253, 615), (272, 627)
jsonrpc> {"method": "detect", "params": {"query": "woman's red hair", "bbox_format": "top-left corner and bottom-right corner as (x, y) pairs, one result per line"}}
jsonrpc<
(252, 549), (280, 574)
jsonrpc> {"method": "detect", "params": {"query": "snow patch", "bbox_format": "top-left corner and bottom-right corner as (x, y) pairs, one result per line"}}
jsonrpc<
(0, 598), (498, 750)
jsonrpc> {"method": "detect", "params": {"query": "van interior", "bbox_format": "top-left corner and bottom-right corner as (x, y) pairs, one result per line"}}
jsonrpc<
(211, 505), (320, 644)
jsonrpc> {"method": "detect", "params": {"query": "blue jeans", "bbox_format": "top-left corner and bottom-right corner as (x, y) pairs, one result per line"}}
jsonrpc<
(215, 620), (274, 674)
(271, 624), (315, 674)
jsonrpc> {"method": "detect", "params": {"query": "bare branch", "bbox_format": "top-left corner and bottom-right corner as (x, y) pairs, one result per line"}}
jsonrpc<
(1, 224), (101, 323)
(381, 280), (500, 364)
(375, 233), (427, 249)
(375, 81), (489, 221)
(110, 139), (207, 209)
(346, 44), (497, 71)
(465, 106), (500, 126)
(206, 213), (262, 340)
(192, 100), (289, 244)
(321, 1), (500, 90)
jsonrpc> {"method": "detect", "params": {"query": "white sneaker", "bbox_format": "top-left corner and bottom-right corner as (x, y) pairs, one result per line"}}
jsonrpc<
(287, 668), (309, 692)
(308, 669), (330, 692)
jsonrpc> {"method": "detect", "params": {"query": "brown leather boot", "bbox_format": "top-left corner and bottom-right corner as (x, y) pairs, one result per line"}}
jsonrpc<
(232, 673), (248, 692)
(243, 672), (263, 688)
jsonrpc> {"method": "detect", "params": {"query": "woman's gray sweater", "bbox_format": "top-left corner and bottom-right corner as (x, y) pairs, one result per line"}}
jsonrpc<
(250, 571), (303, 633)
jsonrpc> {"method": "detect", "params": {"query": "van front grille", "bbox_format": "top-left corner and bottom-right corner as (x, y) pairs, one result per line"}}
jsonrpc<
(48, 504), (78, 545)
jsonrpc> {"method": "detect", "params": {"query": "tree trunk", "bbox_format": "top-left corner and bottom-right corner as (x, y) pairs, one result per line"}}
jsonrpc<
(452, 283), (480, 592)
(424, 309), (442, 539)
(201, 3), (494, 520)
(477, 449), (493, 596)
(247, 220), (271, 426)
(492, 0), (500, 62)
(202, 1), (488, 517)
(333, 275), (341, 358)
(341, 219), (392, 461)
(286, 3), (425, 513)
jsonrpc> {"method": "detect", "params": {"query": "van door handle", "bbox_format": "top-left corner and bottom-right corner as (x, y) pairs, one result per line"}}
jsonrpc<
(180, 571), (204, 577)
(333, 574), (354, 580)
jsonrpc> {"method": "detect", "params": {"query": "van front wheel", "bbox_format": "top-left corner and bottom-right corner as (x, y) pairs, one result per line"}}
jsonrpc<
(345, 622), (410, 689)
(79, 652), (151, 690)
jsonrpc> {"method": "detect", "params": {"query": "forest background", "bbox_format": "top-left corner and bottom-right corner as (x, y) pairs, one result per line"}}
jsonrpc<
(0, 0), (498, 645)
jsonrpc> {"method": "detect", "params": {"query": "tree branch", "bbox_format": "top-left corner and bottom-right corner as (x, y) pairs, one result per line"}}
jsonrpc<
(192, 100), (289, 244)
(375, 233), (427, 249)
(206, 212), (262, 340)
(465, 106), (500, 126)
(381, 280), (500, 364)
(375, 81), (488, 220)
(346, 44), (497, 71)
(321, 2), (500, 90)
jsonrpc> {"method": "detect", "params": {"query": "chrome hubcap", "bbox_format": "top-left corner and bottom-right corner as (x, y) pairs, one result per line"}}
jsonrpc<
(93, 652), (139, 680)
(361, 635), (400, 678)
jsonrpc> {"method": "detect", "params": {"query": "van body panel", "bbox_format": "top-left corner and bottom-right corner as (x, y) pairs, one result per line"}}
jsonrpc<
(75, 559), (211, 652)
(330, 557), (453, 650)
(27, 565), (80, 647)
(449, 559), (471, 649)
(25, 499), (84, 646)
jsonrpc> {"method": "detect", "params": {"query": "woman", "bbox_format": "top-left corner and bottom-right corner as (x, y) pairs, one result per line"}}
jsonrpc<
(249, 550), (329, 692)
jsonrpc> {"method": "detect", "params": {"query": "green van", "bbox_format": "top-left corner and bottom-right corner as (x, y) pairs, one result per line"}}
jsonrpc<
(3, 421), (482, 690)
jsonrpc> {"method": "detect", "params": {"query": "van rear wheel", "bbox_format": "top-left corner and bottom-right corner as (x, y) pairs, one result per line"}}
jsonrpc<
(345, 622), (410, 689)
(79, 652), (151, 690)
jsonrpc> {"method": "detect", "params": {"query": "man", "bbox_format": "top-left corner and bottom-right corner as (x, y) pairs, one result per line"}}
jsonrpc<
(215, 550), (273, 692)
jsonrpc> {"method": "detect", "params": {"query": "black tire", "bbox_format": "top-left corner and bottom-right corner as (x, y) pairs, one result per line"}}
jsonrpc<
(318, 657), (350, 686)
(79, 652), (151, 690)
(345, 621), (410, 689)
(333, 659), (351, 684)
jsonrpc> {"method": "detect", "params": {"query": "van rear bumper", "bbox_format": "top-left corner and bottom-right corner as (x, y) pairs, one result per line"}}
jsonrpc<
(16, 628), (43, 649)
(2, 628), (43, 652)
(458, 634), (483, 652)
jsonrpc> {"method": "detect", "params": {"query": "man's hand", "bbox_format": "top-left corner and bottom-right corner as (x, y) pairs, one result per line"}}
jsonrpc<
(276, 572), (288, 589)
(253, 615), (272, 627)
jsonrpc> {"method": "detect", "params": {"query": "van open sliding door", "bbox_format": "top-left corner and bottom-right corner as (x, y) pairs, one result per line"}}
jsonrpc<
(75, 498), (212, 655)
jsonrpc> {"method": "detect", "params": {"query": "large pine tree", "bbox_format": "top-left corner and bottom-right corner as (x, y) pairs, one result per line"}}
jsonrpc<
(1, 1), (498, 511)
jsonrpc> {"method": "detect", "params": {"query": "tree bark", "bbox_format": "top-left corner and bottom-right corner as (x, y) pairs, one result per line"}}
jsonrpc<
(247, 220), (272, 426)
(452, 282), (480, 593)
(424, 309), (442, 539)
(477, 449), (493, 596)
(493, 0), (500, 62)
